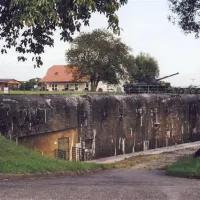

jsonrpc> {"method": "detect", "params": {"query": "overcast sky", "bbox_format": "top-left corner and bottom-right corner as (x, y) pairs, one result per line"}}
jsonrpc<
(1, 0), (200, 87)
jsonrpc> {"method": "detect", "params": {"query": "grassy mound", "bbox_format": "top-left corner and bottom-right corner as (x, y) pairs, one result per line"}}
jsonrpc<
(0, 136), (109, 174)
(166, 155), (200, 178)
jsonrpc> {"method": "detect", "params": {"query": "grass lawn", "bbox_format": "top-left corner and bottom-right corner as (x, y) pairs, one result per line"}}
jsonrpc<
(166, 155), (200, 178)
(0, 90), (123, 95)
(0, 135), (110, 174)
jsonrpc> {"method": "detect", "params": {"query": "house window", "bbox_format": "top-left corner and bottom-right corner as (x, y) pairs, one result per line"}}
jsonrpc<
(64, 84), (69, 90)
(85, 83), (88, 91)
(66, 72), (70, 75)
(52, 84), (57, 91)
(75, 83), (78, 91)
(42, 83), (47, 91)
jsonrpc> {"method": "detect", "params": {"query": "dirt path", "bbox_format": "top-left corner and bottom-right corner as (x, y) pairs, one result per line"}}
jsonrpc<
(143, 147), (196, 170)
(92, 141), (200, 164)
(113, 147), (197, 170)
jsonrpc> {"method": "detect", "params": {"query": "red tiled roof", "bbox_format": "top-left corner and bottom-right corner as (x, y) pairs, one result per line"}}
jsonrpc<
(40, 65), (89, 83)
(0, 79), (21, 84)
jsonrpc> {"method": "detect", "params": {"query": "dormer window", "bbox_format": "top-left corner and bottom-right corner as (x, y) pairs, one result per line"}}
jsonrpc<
(55, 72), (58, 75)
(66, 72), (70, 75)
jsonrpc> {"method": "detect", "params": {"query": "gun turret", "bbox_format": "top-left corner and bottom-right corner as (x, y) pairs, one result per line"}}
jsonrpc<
(156, 72), (179, 81)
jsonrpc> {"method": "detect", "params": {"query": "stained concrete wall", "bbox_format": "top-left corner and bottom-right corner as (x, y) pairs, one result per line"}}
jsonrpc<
(0, 95), (79, 138)
(88, 94), (200, 158)
(0, 94), (200, 159)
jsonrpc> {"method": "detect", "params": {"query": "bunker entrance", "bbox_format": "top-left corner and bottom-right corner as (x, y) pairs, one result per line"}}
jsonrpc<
(54, 137), (69, 160)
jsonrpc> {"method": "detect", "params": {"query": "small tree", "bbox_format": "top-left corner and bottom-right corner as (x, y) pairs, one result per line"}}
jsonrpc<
(19, 82), (34, 91)
(65, 29), (134, 91)
(19, 78), (40, 90)
(128, 52), (160, 82)
(29, 78), (41, 83)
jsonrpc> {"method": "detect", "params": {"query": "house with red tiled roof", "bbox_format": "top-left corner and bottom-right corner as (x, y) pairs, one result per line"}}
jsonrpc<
(0, 79), (21, 90)
(40, 65), (90, 91)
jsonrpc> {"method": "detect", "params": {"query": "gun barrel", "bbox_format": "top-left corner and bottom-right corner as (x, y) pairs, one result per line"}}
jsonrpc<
(156, 72), (179, 81)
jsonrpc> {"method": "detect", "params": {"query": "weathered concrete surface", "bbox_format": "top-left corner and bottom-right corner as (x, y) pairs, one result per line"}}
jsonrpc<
(0, 169), (200, 200)
(1, 94), (200, 159)
(0, 95), (79, 138)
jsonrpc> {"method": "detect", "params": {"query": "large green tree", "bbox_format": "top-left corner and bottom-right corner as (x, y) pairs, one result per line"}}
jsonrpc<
(169, 0), (200, 37)
(0, 0), (196, 68)
(65, 29), (134, 91)
(0, 0), (128, 67)
(128, 52), (160, 82)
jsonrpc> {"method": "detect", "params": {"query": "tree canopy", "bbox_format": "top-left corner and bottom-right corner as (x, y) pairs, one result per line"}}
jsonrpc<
(0, 0), (128, 67)
(65, 29), (134, 91)
(169, 0), (200, 37)
(128, 52), (160, 82)
(0, 0), (198, 68)
(19, 77), (40, 91)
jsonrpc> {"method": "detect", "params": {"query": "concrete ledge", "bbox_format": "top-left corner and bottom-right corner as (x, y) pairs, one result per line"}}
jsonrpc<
(91, 141), (200, 164)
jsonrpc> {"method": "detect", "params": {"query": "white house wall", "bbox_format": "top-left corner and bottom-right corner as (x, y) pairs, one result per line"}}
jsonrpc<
(45, 82), (125, 93)
(46, 83), (88, 92)
(96, 81), (124, 93)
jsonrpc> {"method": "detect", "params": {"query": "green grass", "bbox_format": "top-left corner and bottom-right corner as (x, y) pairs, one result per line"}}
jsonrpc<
(0, 135), (110, 174)
(0, 90), (123, 95)
(113, 154), (161, 168)
(166, 155), (200, 178)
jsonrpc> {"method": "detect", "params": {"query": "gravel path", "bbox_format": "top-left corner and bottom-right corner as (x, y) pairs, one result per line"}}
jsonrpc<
(1, 168), (200, 200)
(132, 147), (197, 169)
(1, 142), (200, 200)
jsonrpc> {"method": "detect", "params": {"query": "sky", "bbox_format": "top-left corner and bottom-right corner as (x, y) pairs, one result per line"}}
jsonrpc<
(1, 0), (200, 87)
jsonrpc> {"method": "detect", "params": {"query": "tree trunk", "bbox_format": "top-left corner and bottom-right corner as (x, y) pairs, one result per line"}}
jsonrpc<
(90, 83), (97, 92)
(90, 73), (99, 92)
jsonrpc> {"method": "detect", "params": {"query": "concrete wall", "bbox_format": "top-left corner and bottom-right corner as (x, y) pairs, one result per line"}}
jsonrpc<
(88, 94), (200, 158)
(0, 94), (79, 137)
(0, 94), (200, 160)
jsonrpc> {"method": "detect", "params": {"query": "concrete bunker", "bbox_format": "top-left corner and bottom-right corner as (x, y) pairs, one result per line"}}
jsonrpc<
(0, 94), (200, 160)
